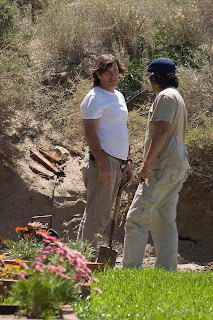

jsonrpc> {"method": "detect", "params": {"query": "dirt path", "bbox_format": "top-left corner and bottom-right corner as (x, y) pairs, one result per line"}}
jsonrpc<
(99, 232), (213, 272)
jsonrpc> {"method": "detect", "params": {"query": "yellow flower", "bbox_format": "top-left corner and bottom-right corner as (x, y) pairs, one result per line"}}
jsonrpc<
(0, 254), (6, 260)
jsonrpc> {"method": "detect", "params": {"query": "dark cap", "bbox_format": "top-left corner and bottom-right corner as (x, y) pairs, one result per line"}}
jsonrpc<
(148, 58), (176, 74)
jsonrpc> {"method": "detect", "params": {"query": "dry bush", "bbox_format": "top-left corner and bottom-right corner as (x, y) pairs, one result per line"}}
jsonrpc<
(151, 0), (203, 47)
(33, 0), (211, 69)
(177, 63), (213, 126)
(40, 75), (92, 144)
(185, 116), (213, 197)
(35, 0), (95, 66)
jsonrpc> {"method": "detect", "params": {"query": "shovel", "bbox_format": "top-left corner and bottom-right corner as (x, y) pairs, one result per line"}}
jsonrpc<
(97, 175), (129, 267)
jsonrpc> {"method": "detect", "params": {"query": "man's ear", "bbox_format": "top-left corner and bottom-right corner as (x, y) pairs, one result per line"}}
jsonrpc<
(96, 72), (102, 80)
(149, 73), (156, 84)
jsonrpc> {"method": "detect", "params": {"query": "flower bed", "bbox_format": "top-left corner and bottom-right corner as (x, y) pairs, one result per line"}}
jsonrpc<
(0, 229), (102, 319)
(0, 304), (80, 320)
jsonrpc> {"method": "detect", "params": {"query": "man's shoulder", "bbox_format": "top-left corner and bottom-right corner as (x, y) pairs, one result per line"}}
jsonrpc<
(81, 87), (101, 105)
(158, 87), (180, 99)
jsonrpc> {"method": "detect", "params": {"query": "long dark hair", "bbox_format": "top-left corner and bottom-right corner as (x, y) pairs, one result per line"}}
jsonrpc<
(92, 54), (126, 87)
(151, 72), (179, 89)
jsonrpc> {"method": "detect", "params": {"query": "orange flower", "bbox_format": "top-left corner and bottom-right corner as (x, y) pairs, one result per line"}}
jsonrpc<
(15, 259), (21, 264)
(0, 269), (6, 276)
(15, 227), (28, 233)
(23, 233), (33, 240)
(12, 265), (20, 270)
(0, 254), (6, 260)
(5, 264), (11, 270)
(38, 228), (52, 235)
(28, 222), (41, 229)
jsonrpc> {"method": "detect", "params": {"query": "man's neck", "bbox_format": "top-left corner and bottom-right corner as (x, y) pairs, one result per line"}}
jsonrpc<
(98, 84), (115, 93)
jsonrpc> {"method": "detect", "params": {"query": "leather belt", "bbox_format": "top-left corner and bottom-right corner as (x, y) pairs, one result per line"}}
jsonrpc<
(89, 151), (126, 164)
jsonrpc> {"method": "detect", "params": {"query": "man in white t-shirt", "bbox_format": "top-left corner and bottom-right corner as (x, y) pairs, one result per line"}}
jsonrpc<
(78, 54), (133, 259)
(123, 58), (189, 271)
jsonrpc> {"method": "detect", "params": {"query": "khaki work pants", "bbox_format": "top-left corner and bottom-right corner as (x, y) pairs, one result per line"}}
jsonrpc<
(77, 152), (123, 257)
(123, 168), (188, 271)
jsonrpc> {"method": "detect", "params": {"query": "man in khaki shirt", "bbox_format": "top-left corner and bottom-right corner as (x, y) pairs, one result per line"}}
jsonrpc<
(123, 58), (189, 271)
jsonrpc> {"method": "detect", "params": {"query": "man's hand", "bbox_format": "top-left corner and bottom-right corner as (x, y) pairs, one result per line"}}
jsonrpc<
(138, 163), (151, 183)
(138, 121), (171, 183)
(122, 161), (133, 184)
(97, 157), (112, 184)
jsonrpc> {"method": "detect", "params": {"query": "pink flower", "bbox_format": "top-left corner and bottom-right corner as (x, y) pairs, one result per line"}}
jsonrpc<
(18, 270), (26, 280)
(94, 287), (102, 294)
(32, 261), (45, 272)
(43, 246), (54, 254)
(43, 239), (51, 244)
(56, 272), (70, 279)
(73, 274), (82, 281)
(18, 261), (29, 270)
(36, 230), (48, 239)
(92, 277), (99, 282)
(47, 264), (66, 273)
(37, 255), (46, 260)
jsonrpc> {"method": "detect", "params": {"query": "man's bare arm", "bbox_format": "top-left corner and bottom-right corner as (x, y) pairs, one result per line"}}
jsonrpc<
(138, 121), (171, 183)
(84, 119), (111, 184)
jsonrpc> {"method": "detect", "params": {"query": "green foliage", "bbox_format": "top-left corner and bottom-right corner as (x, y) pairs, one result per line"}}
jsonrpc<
(63, 230), (95, 261)
(66, 239), (95, 262)
(10, 272), (79, 319)
(0, 0), (14, 44)
(151, 1), (204, 65)
(5, 237), (45, 261)
(74, 268), (213, 320)
(118, 59), (143, 100)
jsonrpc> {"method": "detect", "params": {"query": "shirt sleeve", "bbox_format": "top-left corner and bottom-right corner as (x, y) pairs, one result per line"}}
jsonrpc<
(81, 94), (105, 119)
(150, 94), (177, 124)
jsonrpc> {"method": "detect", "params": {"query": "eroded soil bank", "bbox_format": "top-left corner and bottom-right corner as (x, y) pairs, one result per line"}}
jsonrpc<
(1, 145), (213, 272)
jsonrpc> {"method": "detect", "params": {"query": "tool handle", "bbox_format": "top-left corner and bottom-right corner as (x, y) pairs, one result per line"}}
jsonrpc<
(32, 215), (52, 228)
(108, 176), (129, 247)
(109, 220), (115, 249)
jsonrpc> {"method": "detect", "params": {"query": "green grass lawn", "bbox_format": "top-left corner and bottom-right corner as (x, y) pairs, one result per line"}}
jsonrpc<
(74, 268), (213, 320)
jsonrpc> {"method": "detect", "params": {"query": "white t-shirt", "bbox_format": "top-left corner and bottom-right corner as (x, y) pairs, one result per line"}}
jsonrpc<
(81, 86), (129, 160)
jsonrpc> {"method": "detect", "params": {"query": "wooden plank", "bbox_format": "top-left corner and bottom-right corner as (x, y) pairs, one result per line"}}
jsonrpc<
(39, 148), (62, 164)
(29, 164), (55, 180)
(30, 149), (61, 175)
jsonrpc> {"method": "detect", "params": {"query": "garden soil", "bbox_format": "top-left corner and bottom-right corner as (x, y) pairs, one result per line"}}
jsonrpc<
(0, 113), (213, 273)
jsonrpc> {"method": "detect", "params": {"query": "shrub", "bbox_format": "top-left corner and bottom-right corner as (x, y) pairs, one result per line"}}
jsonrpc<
(185, 116), (213, 196)
(35, 0), (94, 65)
(0, 0), (14, 44)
